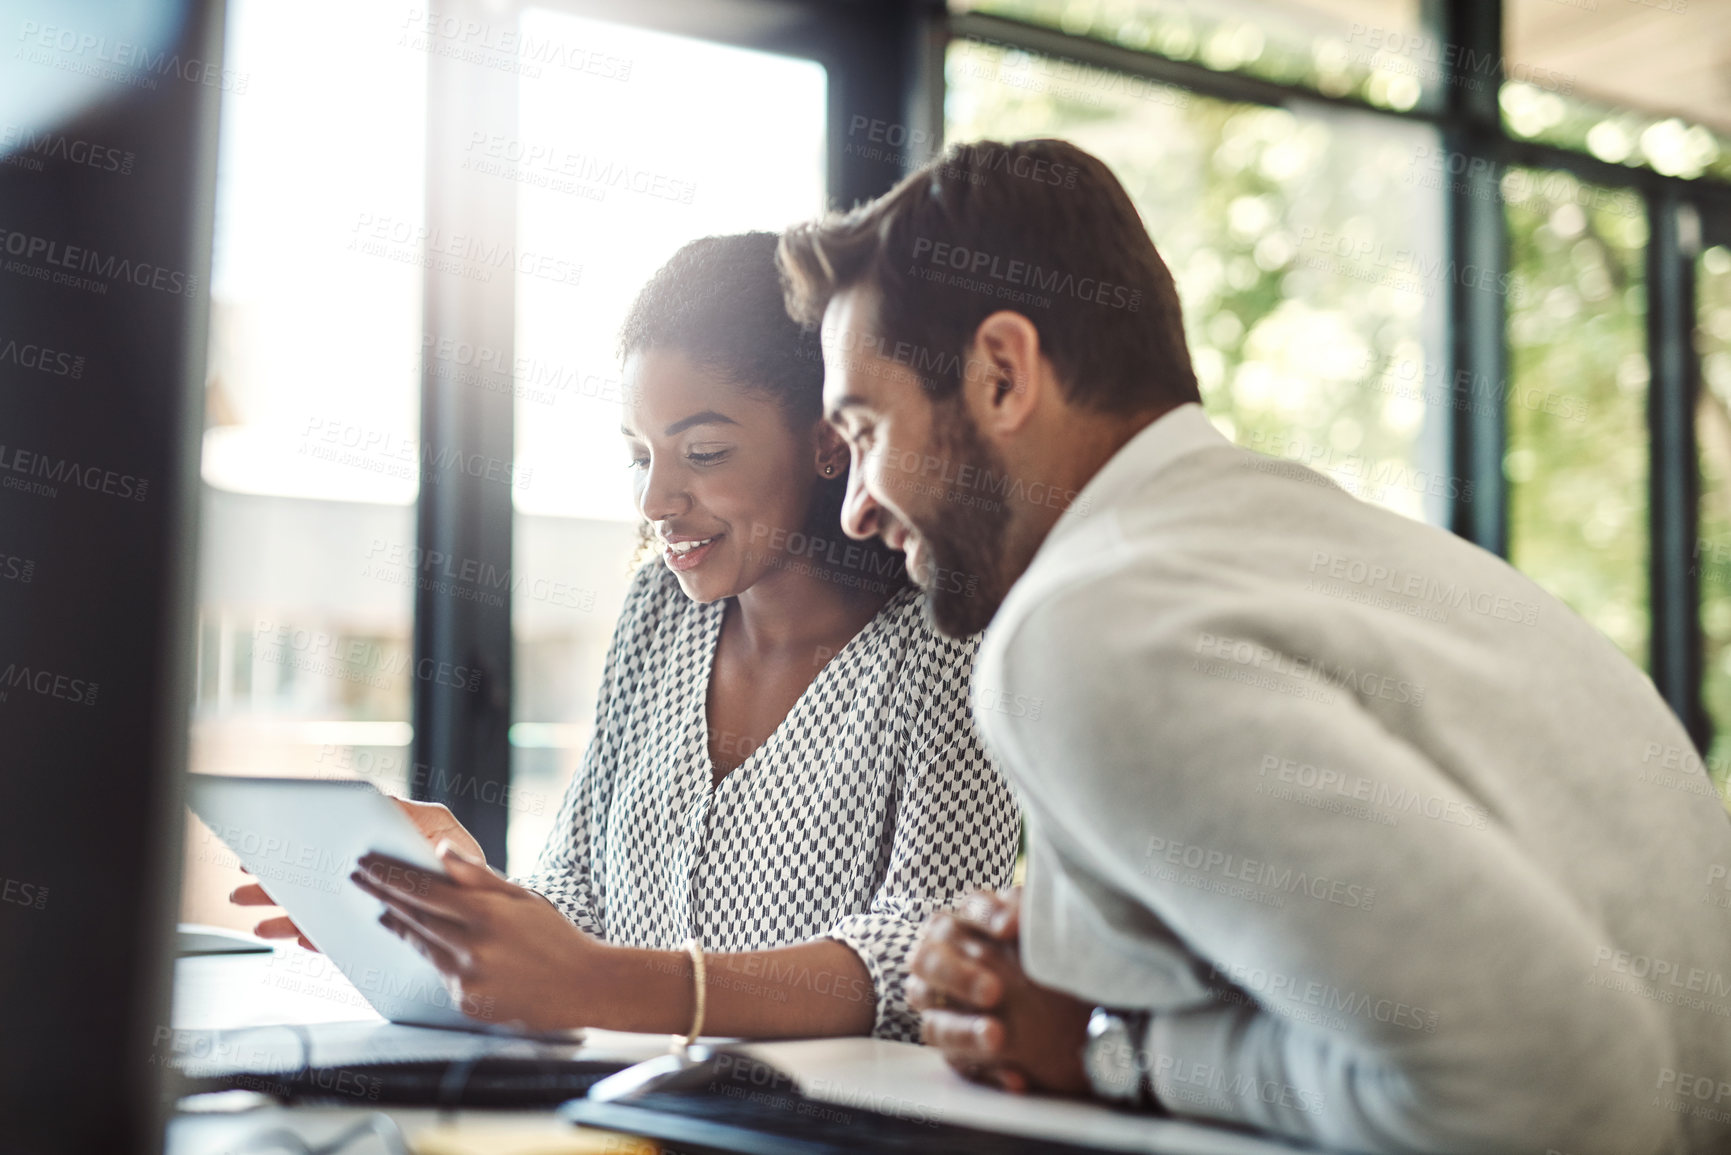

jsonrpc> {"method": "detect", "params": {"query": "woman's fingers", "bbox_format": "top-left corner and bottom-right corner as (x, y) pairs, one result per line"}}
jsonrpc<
(228, 882), (274, 906)
(395, 798), (458, 843)
(378, 906), (471, 975)
(253, 915), (299, 938)
(393, 798), (486, 862)
(352, 855), (473, 925)
(353, 865), (479, 946)
(252, 915), (303, 940)
(435, 842), (510, 889)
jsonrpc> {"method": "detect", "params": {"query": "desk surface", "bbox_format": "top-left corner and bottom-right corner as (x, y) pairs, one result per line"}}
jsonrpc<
(166, 948), (1302, 1155)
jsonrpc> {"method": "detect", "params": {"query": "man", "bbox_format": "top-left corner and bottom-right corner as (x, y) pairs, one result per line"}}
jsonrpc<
(778, 138), (1731, 1155)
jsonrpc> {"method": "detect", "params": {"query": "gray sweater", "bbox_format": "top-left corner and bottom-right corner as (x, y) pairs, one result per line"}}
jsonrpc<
(974, 404), (1731, 1154)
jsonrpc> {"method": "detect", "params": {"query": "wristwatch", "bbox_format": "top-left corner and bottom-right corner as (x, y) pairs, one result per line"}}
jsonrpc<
(1083, 1006), (1152, 1107)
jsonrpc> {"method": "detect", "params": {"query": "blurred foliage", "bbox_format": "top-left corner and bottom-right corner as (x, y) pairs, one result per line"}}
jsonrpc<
(947, 37), (1440, 523)
(1502, 82), (1731, 185)
(954, 0), (1731, 182)
(1504, 170), (1650, 669)
(1696, 245), (1731, 794)
(952, 0), (1427, 111)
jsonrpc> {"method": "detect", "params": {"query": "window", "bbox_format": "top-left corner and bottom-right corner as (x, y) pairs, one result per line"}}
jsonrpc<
(183, 0), (428, 929)
(946, 36), (1448, 523)
(507, 11), (828, 871)
(1504, 171), (1650, 666)
(1697, 242), (1731, 790)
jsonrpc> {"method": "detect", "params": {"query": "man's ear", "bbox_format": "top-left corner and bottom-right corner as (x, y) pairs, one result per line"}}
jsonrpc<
(963, 311), (1045, 437)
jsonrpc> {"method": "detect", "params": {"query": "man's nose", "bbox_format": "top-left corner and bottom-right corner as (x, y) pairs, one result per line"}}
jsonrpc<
(839, 463), (882, 542)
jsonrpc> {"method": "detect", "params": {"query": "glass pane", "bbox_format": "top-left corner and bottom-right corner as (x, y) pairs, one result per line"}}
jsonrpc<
(182, 0), (426, 934)
(1695, 242), (1731, 800)
(1503, 0), (1731, 183)
(1504, 169), (1649, 665)
(508, 11), (828, 872)
(951, 0), (1428, 110)
(947, 37), (1448, 524)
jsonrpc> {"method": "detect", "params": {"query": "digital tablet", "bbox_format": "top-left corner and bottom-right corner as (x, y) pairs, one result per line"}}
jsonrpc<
(186, 774), (488, 1031)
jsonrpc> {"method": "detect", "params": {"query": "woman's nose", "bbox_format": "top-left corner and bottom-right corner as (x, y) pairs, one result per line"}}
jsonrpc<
(637, 457), (689, 523)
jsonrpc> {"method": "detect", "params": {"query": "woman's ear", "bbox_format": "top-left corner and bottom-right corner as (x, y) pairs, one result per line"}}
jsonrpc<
(813, 421), (849, 478)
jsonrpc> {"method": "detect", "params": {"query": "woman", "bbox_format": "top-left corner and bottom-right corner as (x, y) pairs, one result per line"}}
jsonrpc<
(235, 232), (1019, 1041)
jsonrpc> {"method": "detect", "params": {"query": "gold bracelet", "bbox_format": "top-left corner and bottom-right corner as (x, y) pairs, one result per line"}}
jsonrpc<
(673, 937), (706, 1053)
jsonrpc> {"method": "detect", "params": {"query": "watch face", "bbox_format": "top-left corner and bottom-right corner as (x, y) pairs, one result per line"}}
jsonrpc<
(1085, 1012), (1138, 1100)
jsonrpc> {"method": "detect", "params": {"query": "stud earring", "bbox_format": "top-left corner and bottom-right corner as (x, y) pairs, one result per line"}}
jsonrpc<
(824, 464), (837, 476)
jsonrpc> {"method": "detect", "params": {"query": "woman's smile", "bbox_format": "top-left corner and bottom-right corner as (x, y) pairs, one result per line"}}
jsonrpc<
(664, 533), (723, 571)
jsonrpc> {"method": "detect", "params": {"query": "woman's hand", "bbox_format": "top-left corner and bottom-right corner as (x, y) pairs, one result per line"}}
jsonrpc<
(354, 843), (597, 1034)
(388, 798), (486, 862)
(228, 797), (485, 951)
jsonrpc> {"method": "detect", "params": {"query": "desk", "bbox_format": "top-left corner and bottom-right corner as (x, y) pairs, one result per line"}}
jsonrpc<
(165, 949), (1303, 1155)
(167, 948), (681, 1154)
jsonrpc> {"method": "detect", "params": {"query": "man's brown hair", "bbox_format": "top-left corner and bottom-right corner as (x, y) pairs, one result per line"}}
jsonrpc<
(778, 138), (1200, 415)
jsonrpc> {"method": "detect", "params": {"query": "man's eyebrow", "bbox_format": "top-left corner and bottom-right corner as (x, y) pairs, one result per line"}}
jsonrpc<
(824, 395), (871, 423)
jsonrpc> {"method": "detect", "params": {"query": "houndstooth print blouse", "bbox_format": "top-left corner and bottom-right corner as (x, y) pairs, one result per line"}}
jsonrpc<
(518, 562), (1021, 1041)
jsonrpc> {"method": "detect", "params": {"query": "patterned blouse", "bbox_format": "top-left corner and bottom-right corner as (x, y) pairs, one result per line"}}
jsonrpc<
(519, 562), (1021, 1040)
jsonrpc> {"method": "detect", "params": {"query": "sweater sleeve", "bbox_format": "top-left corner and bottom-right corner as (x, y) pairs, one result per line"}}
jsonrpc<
(990, 591), (1674, 1155)
(826, 621), (1022, 1042)
(512, 563), (660, 939)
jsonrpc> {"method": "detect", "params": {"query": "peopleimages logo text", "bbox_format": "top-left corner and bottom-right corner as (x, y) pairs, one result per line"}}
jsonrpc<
(0, 443), (148, 501)
(0, 124), (135, 174)
(0, 227), (198, 296)
(910, 237), (1141, 312)
(16, 21), (250, 93)
(0, 662), (99, 706)
(0, 337), (83, 379)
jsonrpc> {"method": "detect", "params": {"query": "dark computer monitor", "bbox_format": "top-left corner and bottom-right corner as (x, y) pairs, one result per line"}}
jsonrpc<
(0, 1), (223, 1151)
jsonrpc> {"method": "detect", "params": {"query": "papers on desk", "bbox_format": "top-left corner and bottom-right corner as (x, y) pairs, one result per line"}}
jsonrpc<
(164, 1020), (693, 1080)
(164, 1020), (576, 1079)
(168, 946), (731, 1081)
(734, 1038), (1309, 1155)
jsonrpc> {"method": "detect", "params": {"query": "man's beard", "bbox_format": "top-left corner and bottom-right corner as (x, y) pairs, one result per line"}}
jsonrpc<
(908, 401), (1014, 639)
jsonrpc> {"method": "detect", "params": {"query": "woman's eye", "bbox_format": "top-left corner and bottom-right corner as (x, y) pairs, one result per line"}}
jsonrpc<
(688, 449), (728, 465)
(625, 452), (648, 470)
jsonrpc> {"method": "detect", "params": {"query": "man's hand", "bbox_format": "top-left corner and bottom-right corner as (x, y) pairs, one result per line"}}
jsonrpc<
(907, 887), (1094, 1097)
(352, 842), (596, 1033)
(229, 797), (484, 951)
